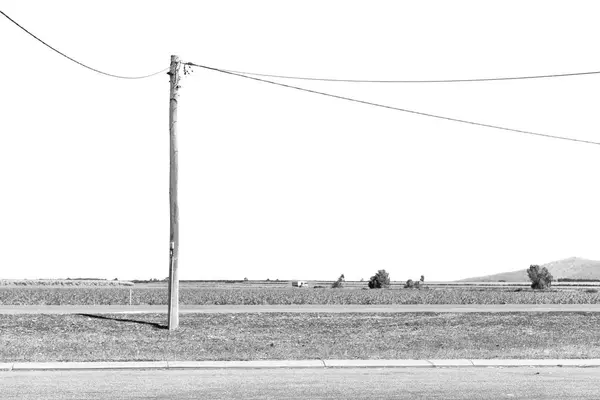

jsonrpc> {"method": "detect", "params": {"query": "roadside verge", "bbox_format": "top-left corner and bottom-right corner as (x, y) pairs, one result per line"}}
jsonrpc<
(5, 304), (600, 314)
(3, 359), (600, 371)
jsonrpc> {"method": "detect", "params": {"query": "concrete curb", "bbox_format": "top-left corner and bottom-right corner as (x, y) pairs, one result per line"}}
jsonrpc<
(3, 359), (600, 371)
(167, 360), (324, 369)
(429, 359), (475, 367)
(324, 359), (433, 368)
(0, 363), (13, 371)
(470, 359), (600, 368)
(11, 362), (169, 371)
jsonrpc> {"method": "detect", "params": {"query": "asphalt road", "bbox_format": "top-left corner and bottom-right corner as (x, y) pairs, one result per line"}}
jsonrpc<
(2, 368), (600, 399)
(2, 304), (600, 314)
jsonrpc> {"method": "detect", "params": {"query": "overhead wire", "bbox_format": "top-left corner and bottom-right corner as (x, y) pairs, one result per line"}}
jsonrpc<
(221, 66), (600, 83)
(3, 9), (599, 146)
(186, 62), (600, 147)
(0, 10), (168, 79)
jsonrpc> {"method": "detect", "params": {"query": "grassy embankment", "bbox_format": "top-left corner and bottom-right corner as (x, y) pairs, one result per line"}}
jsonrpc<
(2, 312), (600, 362)
(1, 287), (600, 305)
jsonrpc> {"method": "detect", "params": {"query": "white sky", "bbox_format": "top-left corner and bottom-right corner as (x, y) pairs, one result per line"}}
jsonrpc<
(2, 1), (600, 281)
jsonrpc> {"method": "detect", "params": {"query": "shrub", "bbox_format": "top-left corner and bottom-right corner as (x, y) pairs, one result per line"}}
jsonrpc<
(331, 274), (345, 289)
(527, 265), (553, 290)
(368, 269), (390, 289)
(405, 279), (422, 289)
(586, 288), (599, 294)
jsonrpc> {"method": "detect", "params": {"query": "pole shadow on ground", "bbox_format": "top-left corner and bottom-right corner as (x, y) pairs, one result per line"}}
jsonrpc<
(77, 313), (168, 330)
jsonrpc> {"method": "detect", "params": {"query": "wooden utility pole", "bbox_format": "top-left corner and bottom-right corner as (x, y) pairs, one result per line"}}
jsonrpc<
(167, 55), (180, 330)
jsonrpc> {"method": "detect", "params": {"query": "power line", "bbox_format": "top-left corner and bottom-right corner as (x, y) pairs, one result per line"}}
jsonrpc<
(221, 66), (600, 84)
(187, 62), (600, 147)
(1, 10), (168, 79)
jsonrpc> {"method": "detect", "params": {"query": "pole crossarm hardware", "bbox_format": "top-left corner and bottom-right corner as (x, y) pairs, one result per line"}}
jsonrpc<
(167, 55), (180, 330)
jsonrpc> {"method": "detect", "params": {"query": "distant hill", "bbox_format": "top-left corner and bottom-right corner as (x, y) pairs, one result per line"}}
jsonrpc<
(459, 257), (600, 282)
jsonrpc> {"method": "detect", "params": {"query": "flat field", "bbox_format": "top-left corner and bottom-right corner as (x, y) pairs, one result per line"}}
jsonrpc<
(0, 279), (133, 287)
(2, 312), (600, 362)
(1, 287), (600, 305)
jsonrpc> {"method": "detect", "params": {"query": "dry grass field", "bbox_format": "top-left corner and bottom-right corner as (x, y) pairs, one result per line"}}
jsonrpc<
(4, 278), (600, 364)
(1, 286), (600, 305)
(2, 312), (600, 362)
(0, 279), (134, 287)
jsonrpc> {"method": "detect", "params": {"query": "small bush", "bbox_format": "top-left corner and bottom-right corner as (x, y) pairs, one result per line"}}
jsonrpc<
(405, 278), (424, 289)
(331, 274), (345, 289)
(527, 265), (553, 290)
(368, 269), (390, 289)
